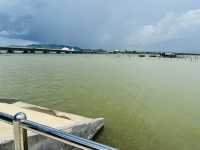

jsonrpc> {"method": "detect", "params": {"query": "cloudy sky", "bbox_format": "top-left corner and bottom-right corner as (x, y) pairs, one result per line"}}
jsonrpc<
(0, 0), (200, 51)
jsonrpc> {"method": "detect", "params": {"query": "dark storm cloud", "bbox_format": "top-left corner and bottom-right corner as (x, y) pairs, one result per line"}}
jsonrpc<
(1, 0), (200, 50)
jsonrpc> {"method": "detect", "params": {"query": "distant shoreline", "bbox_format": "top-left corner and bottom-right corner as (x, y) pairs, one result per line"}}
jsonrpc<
(0, 46), (200, 57)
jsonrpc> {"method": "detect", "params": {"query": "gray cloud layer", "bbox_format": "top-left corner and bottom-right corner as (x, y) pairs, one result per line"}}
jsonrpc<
(0, 0), (200, 50)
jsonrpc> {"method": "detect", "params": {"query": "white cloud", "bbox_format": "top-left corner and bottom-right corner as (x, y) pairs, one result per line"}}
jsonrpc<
(131, 9), (200, 46)
(0, 30), (11, 36)
(0, 0), (200, 49)
(0, 37), (37, 46)
(0, 30), (28, 37)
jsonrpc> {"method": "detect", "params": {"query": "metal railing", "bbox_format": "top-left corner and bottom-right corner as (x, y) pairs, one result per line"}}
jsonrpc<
(0, 112), (117, 150)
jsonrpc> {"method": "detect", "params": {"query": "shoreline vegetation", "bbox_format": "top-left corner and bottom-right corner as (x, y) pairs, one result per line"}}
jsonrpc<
(0, 46), (200, 58)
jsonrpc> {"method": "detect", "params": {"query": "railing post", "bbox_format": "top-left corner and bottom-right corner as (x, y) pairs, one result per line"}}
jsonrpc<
(13, 112), (28, 150)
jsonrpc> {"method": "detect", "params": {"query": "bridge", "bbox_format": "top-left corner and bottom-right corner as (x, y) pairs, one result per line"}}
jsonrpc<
(0, 46), (83, 54)
(0, 46), (200, 56)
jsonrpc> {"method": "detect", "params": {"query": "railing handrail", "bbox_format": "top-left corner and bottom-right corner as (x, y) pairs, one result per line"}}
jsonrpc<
(0, 112), (13, 123)
(0, 112), (117, 150)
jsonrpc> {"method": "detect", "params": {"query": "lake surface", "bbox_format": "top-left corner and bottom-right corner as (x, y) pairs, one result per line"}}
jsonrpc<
(0, 54), (200, 150)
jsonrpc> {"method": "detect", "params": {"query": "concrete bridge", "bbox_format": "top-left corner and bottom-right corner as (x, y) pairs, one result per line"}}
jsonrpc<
(0, 47), (81, 54)
(0, 46), (200, 56)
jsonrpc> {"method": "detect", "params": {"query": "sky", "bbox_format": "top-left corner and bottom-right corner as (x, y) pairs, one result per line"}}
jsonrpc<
(0, 0), (200, 51)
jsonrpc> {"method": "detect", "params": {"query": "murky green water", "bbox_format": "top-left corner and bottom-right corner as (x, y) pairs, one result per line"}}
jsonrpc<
(0, 54), (200, 150)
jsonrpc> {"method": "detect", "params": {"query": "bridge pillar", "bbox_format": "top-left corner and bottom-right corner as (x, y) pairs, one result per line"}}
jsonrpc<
(43, 50), (49, 54)
(7, 50), (14, 54)
(65, 51), (70, 54)
(23, 50), (28, 54)
(30, 50), (35, 54)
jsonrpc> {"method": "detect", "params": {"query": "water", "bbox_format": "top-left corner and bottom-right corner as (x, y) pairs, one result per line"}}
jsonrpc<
(0, 54), (200, 150)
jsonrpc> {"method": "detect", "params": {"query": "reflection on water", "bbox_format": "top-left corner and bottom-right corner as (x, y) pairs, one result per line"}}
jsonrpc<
(0, 54), (200, 150)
